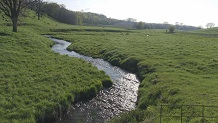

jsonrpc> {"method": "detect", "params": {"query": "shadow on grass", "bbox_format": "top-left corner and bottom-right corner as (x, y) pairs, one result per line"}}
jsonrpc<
(0, 32), (10, 36)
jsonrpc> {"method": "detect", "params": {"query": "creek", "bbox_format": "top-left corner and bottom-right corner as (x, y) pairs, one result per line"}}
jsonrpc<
(49, 37), (140, 123)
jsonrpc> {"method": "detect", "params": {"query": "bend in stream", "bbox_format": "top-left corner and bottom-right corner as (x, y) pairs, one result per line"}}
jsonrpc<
(50, 37), (140, 123)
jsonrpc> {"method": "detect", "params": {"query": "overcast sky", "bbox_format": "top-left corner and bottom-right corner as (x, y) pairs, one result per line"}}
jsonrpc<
(45, 0), (218, 27)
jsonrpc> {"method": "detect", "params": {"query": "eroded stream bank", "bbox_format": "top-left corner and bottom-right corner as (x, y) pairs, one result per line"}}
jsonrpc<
(50, 37), (140, 123)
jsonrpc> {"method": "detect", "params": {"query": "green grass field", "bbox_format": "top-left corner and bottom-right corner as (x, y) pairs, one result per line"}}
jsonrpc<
(190, 27), (218, 34)
(52, 29), (218, 122)
(1, 9), (218, 122)
(0, 11), (112, 122)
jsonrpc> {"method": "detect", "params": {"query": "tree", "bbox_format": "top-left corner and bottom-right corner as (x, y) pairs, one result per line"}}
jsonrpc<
(175, 22), (179, 25)
(126, 18), (137, 22)
(0, 0), (34, 32)
(136, 21), (144, 30)
(206, 23), (215, 28)
(169, 26), (175, 33)
(36, 0), (42, 20)
(198, 25), (203, 29)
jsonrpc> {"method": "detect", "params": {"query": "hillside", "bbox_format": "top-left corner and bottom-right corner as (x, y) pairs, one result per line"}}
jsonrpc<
(0, 10), (112, 122)
(29, 1), (199, 31)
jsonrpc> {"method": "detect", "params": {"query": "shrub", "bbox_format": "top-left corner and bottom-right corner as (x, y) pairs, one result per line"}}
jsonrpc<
(169, 26), (175, 33)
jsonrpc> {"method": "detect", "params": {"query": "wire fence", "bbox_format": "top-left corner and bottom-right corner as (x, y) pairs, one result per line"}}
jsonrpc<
(159, 104), (218, 123)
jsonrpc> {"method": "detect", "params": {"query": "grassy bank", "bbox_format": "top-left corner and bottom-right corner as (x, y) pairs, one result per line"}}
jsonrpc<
(52, 29), (218, 122)
(0, 11), (112, 122)
(2, 9), (218, 122)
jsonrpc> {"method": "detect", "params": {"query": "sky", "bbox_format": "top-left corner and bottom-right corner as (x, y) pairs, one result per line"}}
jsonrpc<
(45, 0), (218, 27)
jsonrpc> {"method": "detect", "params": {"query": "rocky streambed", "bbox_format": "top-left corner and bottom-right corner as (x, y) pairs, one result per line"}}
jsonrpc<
(50, 37), (140, 123)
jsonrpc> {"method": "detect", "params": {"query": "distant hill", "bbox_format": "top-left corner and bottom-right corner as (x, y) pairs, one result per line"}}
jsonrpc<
(28, 1), (199, 31)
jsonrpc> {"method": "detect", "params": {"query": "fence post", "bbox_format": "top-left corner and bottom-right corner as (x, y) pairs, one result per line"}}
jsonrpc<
(181, 105), (183, 123)
(202, 105), (205, 123)
(160, 104), (162, 123)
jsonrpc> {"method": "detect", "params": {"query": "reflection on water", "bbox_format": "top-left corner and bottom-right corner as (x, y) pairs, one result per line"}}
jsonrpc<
(50, 38), (140, 123)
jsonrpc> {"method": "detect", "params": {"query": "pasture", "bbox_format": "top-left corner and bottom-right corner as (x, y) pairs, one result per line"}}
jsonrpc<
(1, 9), (218, 122)
(53, 29), (218, 122)
(0, 11), (111, 122)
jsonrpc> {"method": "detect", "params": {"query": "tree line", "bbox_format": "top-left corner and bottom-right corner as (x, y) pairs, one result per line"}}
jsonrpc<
(134, 21), (199, 31)
(29, 1), (124, 26)
(35, 2), (199, 31)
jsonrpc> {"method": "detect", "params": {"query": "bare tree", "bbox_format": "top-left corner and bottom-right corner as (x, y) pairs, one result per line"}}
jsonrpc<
(0, 0), (34, 32)
(36, 0), (42, 20)
(175, 22), (179, 25)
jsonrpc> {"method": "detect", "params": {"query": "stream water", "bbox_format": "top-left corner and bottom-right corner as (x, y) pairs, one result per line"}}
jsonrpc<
(49, 37), (140, 123)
